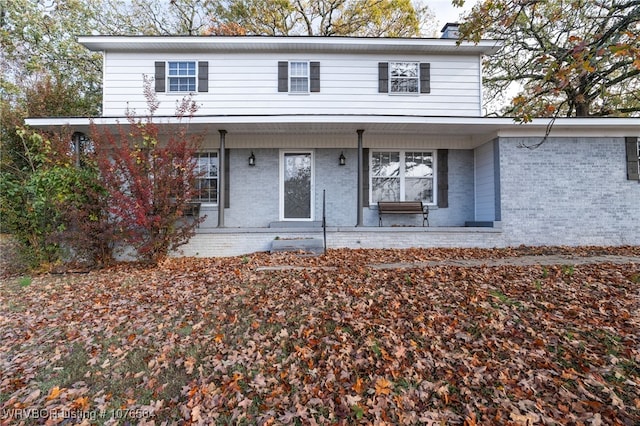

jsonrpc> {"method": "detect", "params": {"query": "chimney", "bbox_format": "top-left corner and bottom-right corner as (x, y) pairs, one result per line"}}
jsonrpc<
(441, 23), (460, 39)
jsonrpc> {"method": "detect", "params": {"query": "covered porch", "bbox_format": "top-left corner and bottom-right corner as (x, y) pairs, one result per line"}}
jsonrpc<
(181, 115), (509, 233)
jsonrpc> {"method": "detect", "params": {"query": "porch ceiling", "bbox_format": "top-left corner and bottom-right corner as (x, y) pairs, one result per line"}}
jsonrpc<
(25, 115), (640, 149)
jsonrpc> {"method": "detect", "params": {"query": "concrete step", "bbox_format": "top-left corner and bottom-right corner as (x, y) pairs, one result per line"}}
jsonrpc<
(270, 238), (325, 255)
(269, 221), (323, 228)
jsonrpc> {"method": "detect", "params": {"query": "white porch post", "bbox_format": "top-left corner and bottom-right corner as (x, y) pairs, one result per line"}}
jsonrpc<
(356, 129), (364, 227)
(218, 129), (227, 228)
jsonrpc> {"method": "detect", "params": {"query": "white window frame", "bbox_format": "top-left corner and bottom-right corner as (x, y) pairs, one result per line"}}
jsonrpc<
(193, 152), (219, 205)
(167, 61), (197, 93)
(389, 61), (420, 94)
(370, 150), (436, 205)
(289, 61), (310, 94)
(279, 150), (315, 221)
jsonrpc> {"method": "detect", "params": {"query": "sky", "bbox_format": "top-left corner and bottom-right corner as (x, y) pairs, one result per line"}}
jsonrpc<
(427, 0), (476, 32)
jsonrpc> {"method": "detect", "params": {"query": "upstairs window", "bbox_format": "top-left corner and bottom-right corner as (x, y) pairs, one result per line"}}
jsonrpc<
(278, 61), (320, 93)
(371, 151), (435, 204)
(289, 62), (309, 93)
(390, 62), (419, 93)
(378, 62), (430, 94)
(168, 61), (196, 92)
(154, 61), (208, 93)
(194, 152), (218, 204)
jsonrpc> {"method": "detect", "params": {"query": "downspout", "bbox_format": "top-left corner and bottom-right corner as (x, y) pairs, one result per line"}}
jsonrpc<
(356, 129), (364, 227)
(218, 129), (226, 228)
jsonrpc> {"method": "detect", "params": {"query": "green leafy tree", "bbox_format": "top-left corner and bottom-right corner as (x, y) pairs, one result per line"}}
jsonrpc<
(96, 0), (223, 35)
(217, 0), (433, 36)
(1, 72), (110, 269)
(454, 0), (640, 120)
(0, 0), (103, 114)
(0, 127), (109, 268)
(1, 0), (104, 219)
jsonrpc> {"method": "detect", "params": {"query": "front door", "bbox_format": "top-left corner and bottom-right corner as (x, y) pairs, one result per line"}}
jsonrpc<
(281, 151), (314, 220)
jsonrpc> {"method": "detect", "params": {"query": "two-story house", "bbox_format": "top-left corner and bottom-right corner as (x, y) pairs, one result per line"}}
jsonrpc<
(26, 28), (640, 256)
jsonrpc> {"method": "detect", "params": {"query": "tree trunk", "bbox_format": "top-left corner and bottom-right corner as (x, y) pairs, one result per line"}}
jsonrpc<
(575, 101), (590, 117)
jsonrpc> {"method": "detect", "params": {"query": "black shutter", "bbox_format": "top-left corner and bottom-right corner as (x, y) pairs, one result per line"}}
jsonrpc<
(378, 62), (388, 93)
(224, 149), (230, 207)
(198, 61), (208, 92)
(437, 149), (448, 208)
(278, 61), (288, 92)
(420, 63), (431, 94)
(154, 61), (166, 92)
(310, 61), (320, 92)
(626, 137), (640, 181)
(363, 148), (370, 207)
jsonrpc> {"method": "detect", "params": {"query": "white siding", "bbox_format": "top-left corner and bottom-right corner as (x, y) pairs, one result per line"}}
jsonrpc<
(474, 141), (495, 221)
(102, 51), (482, 117)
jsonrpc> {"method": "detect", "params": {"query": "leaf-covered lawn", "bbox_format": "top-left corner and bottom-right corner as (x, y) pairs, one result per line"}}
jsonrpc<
(1, 247), (639, 425)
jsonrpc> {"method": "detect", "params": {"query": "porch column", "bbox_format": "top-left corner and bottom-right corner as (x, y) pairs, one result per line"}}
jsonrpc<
(356, 129), (364, 227)
(218, 130), (227, 228)
(72, 132), (81, 168)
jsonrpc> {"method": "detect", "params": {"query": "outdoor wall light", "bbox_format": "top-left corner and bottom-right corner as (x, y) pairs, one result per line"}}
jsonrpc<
(248, 151), (256, 166)
(339, 151), (346, 166)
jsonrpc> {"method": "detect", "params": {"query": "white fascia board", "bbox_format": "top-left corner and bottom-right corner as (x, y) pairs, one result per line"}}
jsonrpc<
(496, 118), (640, 138)
(77, 35), (503, 56)
(24, 116), (639, 138)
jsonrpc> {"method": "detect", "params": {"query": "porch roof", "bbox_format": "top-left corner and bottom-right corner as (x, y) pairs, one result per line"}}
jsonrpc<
(25, 115), (640, 149)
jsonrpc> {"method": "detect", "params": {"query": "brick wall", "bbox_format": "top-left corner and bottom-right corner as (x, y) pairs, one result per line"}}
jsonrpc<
(499, 137), (640, 246)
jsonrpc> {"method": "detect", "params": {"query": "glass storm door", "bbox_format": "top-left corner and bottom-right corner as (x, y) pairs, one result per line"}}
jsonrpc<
(281, 152), (313, 220)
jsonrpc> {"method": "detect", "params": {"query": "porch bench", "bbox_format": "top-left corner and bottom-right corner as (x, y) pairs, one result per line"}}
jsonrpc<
(183, 202), (201, 227)
(378, 201), (429, 227)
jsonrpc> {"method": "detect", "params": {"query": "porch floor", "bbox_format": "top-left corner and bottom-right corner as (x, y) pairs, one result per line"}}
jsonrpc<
(176, 225), (503, 258)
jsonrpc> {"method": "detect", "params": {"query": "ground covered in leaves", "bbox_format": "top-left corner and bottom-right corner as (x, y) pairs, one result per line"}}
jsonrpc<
(1, 246), (639, 425)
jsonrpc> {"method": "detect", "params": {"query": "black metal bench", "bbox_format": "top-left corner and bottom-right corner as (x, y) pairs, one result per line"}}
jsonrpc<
(378, 201), (429, 227)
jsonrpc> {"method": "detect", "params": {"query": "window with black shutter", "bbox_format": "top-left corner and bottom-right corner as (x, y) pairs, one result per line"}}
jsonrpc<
(378, 62), (431, 94)
(154, 61), (208, 93)
(278, 61), (320, 93)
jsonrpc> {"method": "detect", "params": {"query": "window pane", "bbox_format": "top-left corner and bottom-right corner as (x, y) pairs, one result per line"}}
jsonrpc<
(169, 61), (195, 76)
(290, 77), (308, 92)
(391, 78), (418, 93)
(289, 62), (309, 92)
(371, 150), (436, 204)
(194, 153), (218, 203)
(372, 177), (400, 202)
(196, 178), (217, 203)
(390, 62), (418, 77)
(168, 61), (196, 92)
(290, 62), (308, 77)
(405, 178), (433, 203)
(405, 152), (433, 177)
(371, 152), (400, 177)
(284, 153), (311, 218)
(169, 77), (195, 92)
(390, 62), (419, 93)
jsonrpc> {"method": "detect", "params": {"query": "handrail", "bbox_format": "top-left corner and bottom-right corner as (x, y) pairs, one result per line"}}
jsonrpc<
(322, 189), (327, 254)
